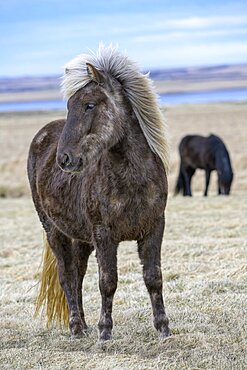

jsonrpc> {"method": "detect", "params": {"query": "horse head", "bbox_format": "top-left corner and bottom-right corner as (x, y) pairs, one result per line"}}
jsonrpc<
(218, 171), (234, 195)
(217, 155), (234, 195)
(57, 63), (127, 172)
(56, 45), (168, 174)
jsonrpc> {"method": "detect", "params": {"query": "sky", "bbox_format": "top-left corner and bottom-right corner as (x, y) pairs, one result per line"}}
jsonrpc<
(1, 0), (247, 77)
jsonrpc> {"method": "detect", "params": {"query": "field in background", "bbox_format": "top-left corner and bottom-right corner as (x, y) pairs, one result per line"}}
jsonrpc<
(0, 103), (247, 196)
(0, 103), (247, 369)
(1, 63), (247, 102)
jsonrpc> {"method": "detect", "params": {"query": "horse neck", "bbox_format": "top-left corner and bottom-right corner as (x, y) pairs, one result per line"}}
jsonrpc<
(215, 146), (232, 178)
(108, 114), (154, 178)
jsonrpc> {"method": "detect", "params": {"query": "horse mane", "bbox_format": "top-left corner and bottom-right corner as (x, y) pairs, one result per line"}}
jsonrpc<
(61, 44), (169, 172)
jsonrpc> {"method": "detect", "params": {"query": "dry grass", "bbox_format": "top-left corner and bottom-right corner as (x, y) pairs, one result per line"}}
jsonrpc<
(0, 103), (247, 196)
(166, 103), (247, 194)
(0, 104), (247, 369)
(0, 195), (246, 369)
(0, 110), (65, 197)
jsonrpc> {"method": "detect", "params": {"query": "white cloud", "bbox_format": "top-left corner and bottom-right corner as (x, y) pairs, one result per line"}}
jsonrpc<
(109, 15), (247, 36)
(1, 10), (247, 75)
(133, 28), (247, 43)
(167, 15), (247, 29)
(130, 42), (247, 69)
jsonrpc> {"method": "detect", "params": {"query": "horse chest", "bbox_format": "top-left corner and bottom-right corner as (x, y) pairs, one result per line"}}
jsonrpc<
(38, 177), (91, 240)
(37, 162), (166, 242)
(105, 182), (164, 239)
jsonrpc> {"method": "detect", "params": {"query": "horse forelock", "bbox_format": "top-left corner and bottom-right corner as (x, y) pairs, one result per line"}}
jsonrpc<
(61, 44), (169, 172)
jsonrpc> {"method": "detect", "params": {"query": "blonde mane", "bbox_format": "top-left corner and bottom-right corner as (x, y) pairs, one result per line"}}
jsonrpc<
(61, 44), (169, 172)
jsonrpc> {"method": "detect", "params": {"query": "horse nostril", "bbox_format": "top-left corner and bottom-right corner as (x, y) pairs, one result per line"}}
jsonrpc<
(61, 152), (71, 168)
(58, 151), (82, 172)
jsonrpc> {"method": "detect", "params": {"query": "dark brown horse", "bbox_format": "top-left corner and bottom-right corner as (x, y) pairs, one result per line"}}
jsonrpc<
(174, 134), (233, 196)
(27, 45), (170, 341)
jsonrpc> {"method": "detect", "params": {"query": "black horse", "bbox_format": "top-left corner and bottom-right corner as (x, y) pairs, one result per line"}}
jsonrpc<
(174, 134), (233, 196)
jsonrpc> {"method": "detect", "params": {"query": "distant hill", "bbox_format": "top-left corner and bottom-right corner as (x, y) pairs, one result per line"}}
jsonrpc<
(1, 64), (247, 94)
(0, 75), (61, 93)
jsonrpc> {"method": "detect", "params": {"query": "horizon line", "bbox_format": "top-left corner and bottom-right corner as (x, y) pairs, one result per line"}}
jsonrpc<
(1, 61), (247, 80)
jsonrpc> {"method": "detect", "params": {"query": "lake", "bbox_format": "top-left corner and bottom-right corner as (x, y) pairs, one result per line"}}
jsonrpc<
(159, 87), (247, 105)
(0, 88), (246, 112)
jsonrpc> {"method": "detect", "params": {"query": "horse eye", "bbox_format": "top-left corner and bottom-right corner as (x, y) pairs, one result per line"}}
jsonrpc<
(85, 103), (95, 111)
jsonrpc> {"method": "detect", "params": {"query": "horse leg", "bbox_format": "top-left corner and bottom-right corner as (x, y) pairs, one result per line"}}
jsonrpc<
(181, 166), (192, 196)
(94, 227), (118, 341)
(204, 169), (211, 196)
(47, 228), (86, 336)
(217, 174), (222, 195)
(138, 216), (170, 338)
(73, 241), (94, 330)
(28, 168), (90, 334)
(187, 167), (195, 195)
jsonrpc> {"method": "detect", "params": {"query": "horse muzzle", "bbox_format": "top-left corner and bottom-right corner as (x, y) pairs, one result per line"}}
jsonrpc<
(57, 151), (83, 173)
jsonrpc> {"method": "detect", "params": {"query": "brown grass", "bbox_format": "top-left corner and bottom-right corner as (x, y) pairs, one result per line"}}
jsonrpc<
(1, 103), (247, 196)
(0, 110), (65, 197)
(0, 104), (247, 369)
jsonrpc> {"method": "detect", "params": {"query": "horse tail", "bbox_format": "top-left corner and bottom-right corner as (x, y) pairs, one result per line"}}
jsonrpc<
(34, 235), (69, 328)
(174, 163), (185, 195)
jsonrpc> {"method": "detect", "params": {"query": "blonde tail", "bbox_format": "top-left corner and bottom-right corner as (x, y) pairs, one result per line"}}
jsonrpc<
(35, 236), (69, 328)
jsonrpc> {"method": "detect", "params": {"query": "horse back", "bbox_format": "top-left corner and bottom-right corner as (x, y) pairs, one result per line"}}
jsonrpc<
(179, 135), (211, 169)
(179, 134), (232, 173)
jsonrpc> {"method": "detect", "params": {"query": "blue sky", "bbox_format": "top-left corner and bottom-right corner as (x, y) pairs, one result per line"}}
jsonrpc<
(1, 0), (247, 77)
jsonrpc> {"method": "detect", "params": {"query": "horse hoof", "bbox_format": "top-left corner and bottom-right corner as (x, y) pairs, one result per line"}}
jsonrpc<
(70, 321), (88, 337)
(159, 327), (172, 339)
(99, 330), (112, 341)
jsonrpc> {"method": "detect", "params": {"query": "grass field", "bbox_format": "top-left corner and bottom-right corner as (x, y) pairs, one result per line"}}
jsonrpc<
(0, 104), (247, 369)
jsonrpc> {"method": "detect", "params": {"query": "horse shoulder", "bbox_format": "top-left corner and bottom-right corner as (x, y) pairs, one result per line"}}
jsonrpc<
(31, 119), (66, 151)
(28, 119), (66, 177)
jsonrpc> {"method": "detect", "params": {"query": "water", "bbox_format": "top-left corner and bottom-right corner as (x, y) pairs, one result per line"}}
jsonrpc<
(158, 87), (247, 105)
(0, 88), (246, 112)
(0, 99), (66, 112)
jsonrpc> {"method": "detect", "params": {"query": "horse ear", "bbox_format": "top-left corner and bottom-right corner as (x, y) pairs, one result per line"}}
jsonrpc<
(86, 63), (104, 84)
